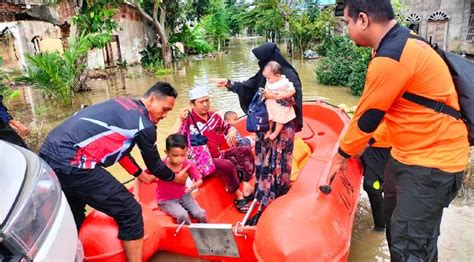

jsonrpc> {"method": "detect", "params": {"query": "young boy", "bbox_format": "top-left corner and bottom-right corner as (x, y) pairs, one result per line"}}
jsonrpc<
(156, 133), (207, 224)
(223, 110), (256, 148)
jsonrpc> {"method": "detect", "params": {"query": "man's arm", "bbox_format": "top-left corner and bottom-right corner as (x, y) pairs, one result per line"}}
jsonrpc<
(118, 155), (142, 177)
(328, 57), (411, 177)
(338, 57), (411, 158)
(135, 126), (175, 181)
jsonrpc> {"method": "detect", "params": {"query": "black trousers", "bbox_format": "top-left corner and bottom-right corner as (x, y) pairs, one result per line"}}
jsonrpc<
(361, 146), (391, 229)
(0, 122), (28, 149)
(383, 157), (463, 262)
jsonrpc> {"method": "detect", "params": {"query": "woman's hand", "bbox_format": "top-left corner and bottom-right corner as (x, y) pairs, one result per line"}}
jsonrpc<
(212, 78), (229, 88)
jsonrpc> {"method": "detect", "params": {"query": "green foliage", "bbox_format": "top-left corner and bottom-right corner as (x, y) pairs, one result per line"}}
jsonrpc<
(17, 34), (93, 105)
(240, 0), (284, 39)
(315, 33), (370, 94)
(392, 0), (409, 26)
(138, 44), (172, 76)
(290, 7), (337, 58)
(172, 25), (214, 54)
(347, 47), (371, 96)
(0, 70), (20, 101)
(316, 35), (358, 86)
(224, 2), (249, 35)
(153, 65), (173, 76)
(72, 0), (122, 49)
(140, 44), (163, 68)
(19, 52), (75, 105)
(202, 1), (230, 51)
(316, 35), (371, 95)
(184, 0), (214, 21)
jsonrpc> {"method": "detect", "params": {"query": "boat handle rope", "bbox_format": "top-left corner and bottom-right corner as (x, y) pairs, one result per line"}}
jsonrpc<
(174, 221), (186, 237)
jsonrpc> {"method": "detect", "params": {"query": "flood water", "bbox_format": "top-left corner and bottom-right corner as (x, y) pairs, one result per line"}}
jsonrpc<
(7, 38), (474, 261)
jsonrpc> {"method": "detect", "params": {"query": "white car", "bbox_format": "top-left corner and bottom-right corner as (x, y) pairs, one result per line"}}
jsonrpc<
(0, 141), (83, 261)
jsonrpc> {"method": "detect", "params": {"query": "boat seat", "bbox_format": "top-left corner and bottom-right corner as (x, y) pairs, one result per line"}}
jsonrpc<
(291, 138), (312, 183)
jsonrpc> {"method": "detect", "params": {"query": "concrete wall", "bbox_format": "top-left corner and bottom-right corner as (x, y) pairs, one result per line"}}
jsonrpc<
(401, 0), (474, 53)
(0, 26), (21, 69)
(85, 4), (153, 69)
(16, 20), (61, 54)
(116, 20), (150, 65)
(1, 3), (155, 70)
(0, 21), (61, 68)
(87, 48), (105, 69)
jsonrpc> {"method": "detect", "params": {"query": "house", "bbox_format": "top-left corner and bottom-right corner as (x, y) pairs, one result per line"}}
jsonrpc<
(87, 3), (155, 69)
(0, 1), (153, 70)
(0, 0), (74, 69)
(402, 0), (474, 54)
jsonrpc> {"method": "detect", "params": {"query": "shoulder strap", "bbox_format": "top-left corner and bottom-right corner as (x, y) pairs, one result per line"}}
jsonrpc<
(188, 111), (203, 135)
(402, 92), (461, 120)
(402, 35), (461, 120)
(408, 34), (439, 50)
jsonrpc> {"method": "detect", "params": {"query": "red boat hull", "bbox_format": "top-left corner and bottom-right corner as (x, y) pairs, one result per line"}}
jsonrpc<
(79, 101), (363, 261)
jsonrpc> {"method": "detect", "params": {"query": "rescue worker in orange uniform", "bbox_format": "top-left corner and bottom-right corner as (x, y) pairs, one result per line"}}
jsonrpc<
(329, 0), (468, 261)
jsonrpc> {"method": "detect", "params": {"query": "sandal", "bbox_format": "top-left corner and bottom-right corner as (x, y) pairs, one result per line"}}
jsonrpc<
(234, 199), (250, 213)
(243, 194), (254, 202)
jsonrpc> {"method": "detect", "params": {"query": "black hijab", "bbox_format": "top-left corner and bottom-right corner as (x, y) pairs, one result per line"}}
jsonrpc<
(245, 43), (303, 132)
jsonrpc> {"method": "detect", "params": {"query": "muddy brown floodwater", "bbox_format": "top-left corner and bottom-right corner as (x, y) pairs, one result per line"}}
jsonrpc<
(7, 38), (474, 261)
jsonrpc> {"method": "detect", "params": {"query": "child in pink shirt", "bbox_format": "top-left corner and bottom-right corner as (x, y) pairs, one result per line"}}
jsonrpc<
(156, 134), (207, 224)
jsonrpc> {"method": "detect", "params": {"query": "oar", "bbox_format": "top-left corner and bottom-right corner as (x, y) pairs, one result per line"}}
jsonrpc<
(241, 198), (258, 226)
(245, 204), (263, 226)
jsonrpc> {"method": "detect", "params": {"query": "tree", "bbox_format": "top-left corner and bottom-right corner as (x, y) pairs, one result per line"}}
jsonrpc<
(185, 0), (214, 21)
(238, 0), (284, 42)
(203, 0), (230, 51)
(224, 1), (248, 36)
(128, 0), (173, 67)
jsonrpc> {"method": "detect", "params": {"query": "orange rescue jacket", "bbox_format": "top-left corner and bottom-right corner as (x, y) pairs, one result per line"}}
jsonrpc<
(339, 24), (468, 173)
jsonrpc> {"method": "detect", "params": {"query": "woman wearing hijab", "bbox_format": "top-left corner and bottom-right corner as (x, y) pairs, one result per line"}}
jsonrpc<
(215, 42), (303, 210)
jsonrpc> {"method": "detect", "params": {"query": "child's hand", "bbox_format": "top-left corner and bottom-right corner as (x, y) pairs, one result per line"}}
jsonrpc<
(226, 129), (238, 147)
(185, 179), (202, 193)
(185, 185), (195, 194)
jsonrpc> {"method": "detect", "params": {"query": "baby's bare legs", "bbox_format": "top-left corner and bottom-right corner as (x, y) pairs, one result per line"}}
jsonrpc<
(264, 120), (273, 139)
(268, 122), (283, 140)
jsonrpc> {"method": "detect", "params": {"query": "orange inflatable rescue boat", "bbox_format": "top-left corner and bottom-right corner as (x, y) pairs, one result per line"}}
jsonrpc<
(79, 101), (363, 261)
